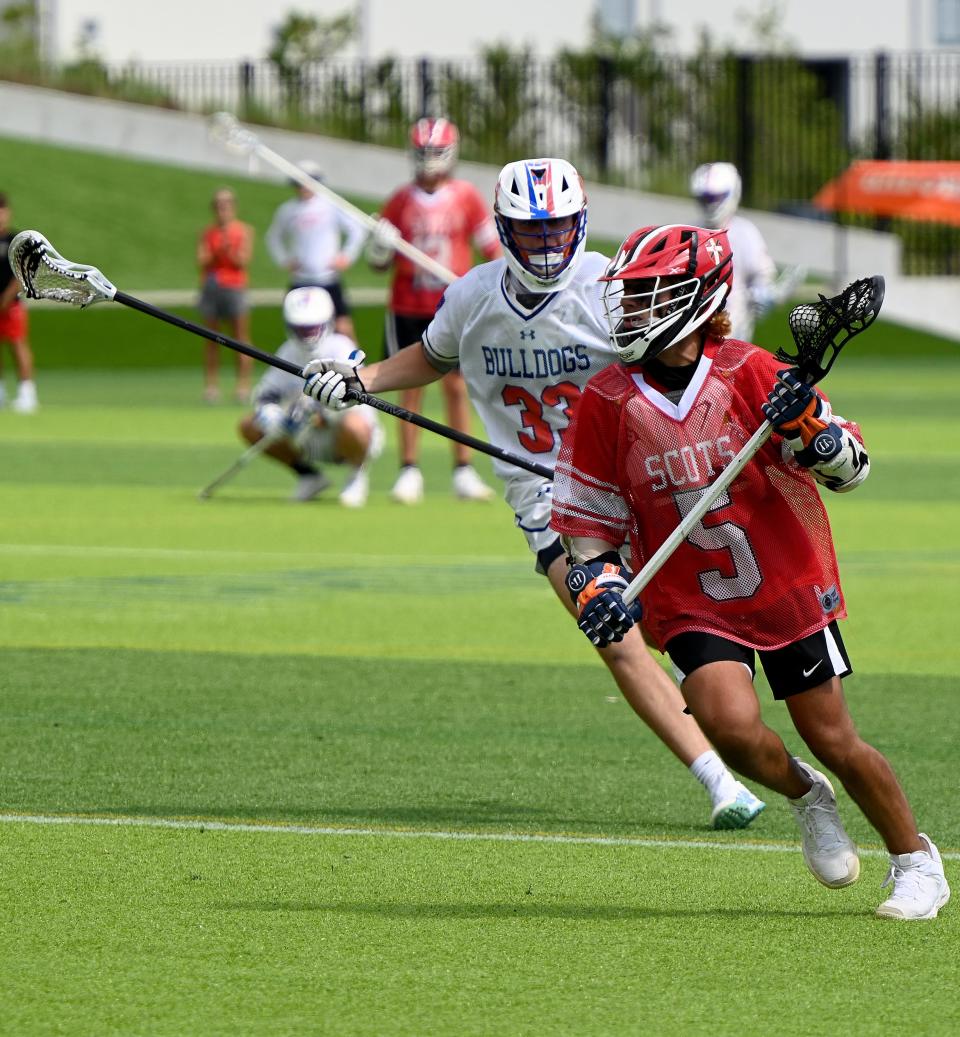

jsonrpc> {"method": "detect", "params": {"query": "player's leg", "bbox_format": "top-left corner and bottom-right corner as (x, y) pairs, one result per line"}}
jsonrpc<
(228, 294), (253, 403)
(783, 682), (948, 916)
(238, 411), (330, 500)
(384, 312), (428, 503)
(672, 635), (860, 888)
(333, 410), (382, 508)
(441, 370), (495, 501)
(543, 552), (765, 827)
(3, 303), (37, 413)
(198, 282), (223, 403)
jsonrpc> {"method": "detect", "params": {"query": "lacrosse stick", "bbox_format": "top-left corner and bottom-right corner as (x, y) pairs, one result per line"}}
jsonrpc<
(621, 274), (885, 608)
(208, 112), (457, 287)
(9, 230), (553, 482)
(198, 432), (279, 500)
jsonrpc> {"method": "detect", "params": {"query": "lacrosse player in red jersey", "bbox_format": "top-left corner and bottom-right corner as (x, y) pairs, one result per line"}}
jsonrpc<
(237, 287), (381, 506)
(302, 161), (767, 831)
(551, 223), (949, 919)
(365, 118), (502, 504)
(0, 192), (39, 413)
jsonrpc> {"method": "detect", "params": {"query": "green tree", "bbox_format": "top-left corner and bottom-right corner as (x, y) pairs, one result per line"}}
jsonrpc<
(267, 8), (357, 114)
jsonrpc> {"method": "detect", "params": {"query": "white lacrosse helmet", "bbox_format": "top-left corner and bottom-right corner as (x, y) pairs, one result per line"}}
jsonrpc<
(493, 158), (588, 293)
(283, 287), (335, 355)
(690, 162), (742, 228)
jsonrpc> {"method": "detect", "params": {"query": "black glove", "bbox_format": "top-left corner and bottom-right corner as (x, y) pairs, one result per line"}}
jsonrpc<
(566, 556), (643, 649)
(761, 369), (842, 467)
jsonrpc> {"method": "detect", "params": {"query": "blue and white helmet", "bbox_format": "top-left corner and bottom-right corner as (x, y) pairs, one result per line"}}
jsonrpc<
(690, 162), (742, 228)
(493, 158), (588, 293)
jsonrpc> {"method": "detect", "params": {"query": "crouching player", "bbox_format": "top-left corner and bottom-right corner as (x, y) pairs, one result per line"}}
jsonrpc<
(238, 287), (382, 506)
(551, 223), (949, 919)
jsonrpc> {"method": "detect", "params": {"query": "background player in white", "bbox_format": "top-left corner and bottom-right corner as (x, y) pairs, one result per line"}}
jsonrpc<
(237, 287), (382, 506)
(266, 160), (367, 341)
(366, 117), (501, 504)
(301, 158), (765, 829)
(690, 162), (777, 342)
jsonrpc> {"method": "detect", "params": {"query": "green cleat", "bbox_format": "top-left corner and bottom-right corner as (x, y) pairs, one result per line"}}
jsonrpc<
(711, 786), (766, 830)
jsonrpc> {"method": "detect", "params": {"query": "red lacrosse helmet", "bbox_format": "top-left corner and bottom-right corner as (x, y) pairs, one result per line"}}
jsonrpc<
(599, 224), (733, 364)
(410, 117), (459, 177)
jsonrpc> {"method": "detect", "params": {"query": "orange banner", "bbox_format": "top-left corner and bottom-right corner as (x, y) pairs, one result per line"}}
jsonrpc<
(813, 161), (960, 226)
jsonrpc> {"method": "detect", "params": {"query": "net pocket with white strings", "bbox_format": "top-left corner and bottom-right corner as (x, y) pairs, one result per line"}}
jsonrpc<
(9, 231), (117, 308)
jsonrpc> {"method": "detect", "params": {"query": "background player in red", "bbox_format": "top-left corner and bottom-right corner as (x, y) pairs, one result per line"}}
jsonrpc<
(366, 117), (502, 503)
(551, 223), (949, 920)
(0, 191), (38, 413)
(197, 187), (254, 403)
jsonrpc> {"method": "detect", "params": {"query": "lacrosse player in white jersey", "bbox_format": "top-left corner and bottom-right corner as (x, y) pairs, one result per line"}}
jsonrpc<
(691, 163), (778, 343)
(300, 158), (765, 829)
(237, 287), (382, 506)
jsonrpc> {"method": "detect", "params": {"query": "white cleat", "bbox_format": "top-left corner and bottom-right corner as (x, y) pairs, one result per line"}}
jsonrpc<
(12, 380), (38, 414)
(452, 464), (495, 501)
(339, 467), (369, 509)
(876, 833), (950, 921)
(290, 470), (331, 502)
(711, 783), (766, 830)
(391, 466), (424, 505)
(788, 759), (860, 888)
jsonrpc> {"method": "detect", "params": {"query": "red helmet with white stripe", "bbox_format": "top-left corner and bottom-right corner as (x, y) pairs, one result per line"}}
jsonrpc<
(410, 117), (459, 177)
(599, 224), (733, 364)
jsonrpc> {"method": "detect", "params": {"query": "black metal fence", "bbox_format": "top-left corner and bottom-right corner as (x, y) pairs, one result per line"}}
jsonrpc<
(16, 50), (960, 272)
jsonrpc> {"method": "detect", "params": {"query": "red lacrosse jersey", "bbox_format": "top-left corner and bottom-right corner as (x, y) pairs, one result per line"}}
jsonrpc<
(381, 179), (500, 317)
(551, 337), (866, 652)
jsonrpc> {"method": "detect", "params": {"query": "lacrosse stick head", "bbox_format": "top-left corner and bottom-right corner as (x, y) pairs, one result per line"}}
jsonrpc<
(208, 111), (259, 155)
(9, 231), (117, 308)
(777, 275), (885, 384)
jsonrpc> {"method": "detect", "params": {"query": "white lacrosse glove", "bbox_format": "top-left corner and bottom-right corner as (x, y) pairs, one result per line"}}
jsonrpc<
(365, 218), (402, 266)
(302, 349), (366, 410)
(254, 402), (288, 437)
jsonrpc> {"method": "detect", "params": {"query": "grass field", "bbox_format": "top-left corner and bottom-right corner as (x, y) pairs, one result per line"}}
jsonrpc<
(0, 296), (958, 1035)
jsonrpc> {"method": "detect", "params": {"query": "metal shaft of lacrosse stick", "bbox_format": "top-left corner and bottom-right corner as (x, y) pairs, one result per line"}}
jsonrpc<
(114, 290), (553, 482)
(198, 433), (278, 500)
(620, 421), (773, 607)
(209, 113), (457, 286)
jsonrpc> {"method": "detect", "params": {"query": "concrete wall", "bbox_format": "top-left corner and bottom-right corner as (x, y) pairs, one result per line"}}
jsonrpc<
(1, 81), (957, 340)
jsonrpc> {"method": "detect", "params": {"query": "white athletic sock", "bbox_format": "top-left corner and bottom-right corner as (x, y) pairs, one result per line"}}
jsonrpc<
(689, 750), (740, 805)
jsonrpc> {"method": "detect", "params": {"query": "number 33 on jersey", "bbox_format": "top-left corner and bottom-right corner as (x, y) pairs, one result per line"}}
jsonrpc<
(422, 251), (617, 478)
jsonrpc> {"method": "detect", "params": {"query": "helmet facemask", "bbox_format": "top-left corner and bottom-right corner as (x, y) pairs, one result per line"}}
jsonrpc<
(603, 275), (707, 365)
(498, 212), (586, 289)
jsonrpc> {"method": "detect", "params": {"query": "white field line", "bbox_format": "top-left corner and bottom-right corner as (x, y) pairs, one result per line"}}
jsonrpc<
(1, 811), (957, 860)
(0, 543), (519, 565)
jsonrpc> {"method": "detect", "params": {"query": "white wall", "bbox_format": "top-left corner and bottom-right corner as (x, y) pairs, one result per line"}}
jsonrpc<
(2, 82), (956, 341)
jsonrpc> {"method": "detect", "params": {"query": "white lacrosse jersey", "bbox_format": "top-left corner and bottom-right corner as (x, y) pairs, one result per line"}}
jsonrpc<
(266, 195), (366, 284)
(725, 215), (777, 342)
(422, 252), (617, 482)
(255, 333), (380, 429)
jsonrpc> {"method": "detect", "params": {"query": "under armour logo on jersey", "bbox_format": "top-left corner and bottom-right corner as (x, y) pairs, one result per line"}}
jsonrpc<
(705, 239), (724, 264)
(520, 329), (536, 340)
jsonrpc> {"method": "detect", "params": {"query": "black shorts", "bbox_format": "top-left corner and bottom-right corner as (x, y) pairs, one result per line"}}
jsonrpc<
(666, 621), (853, 700)
(385, 312), (433, 356)
(289, 279), (350, 318)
